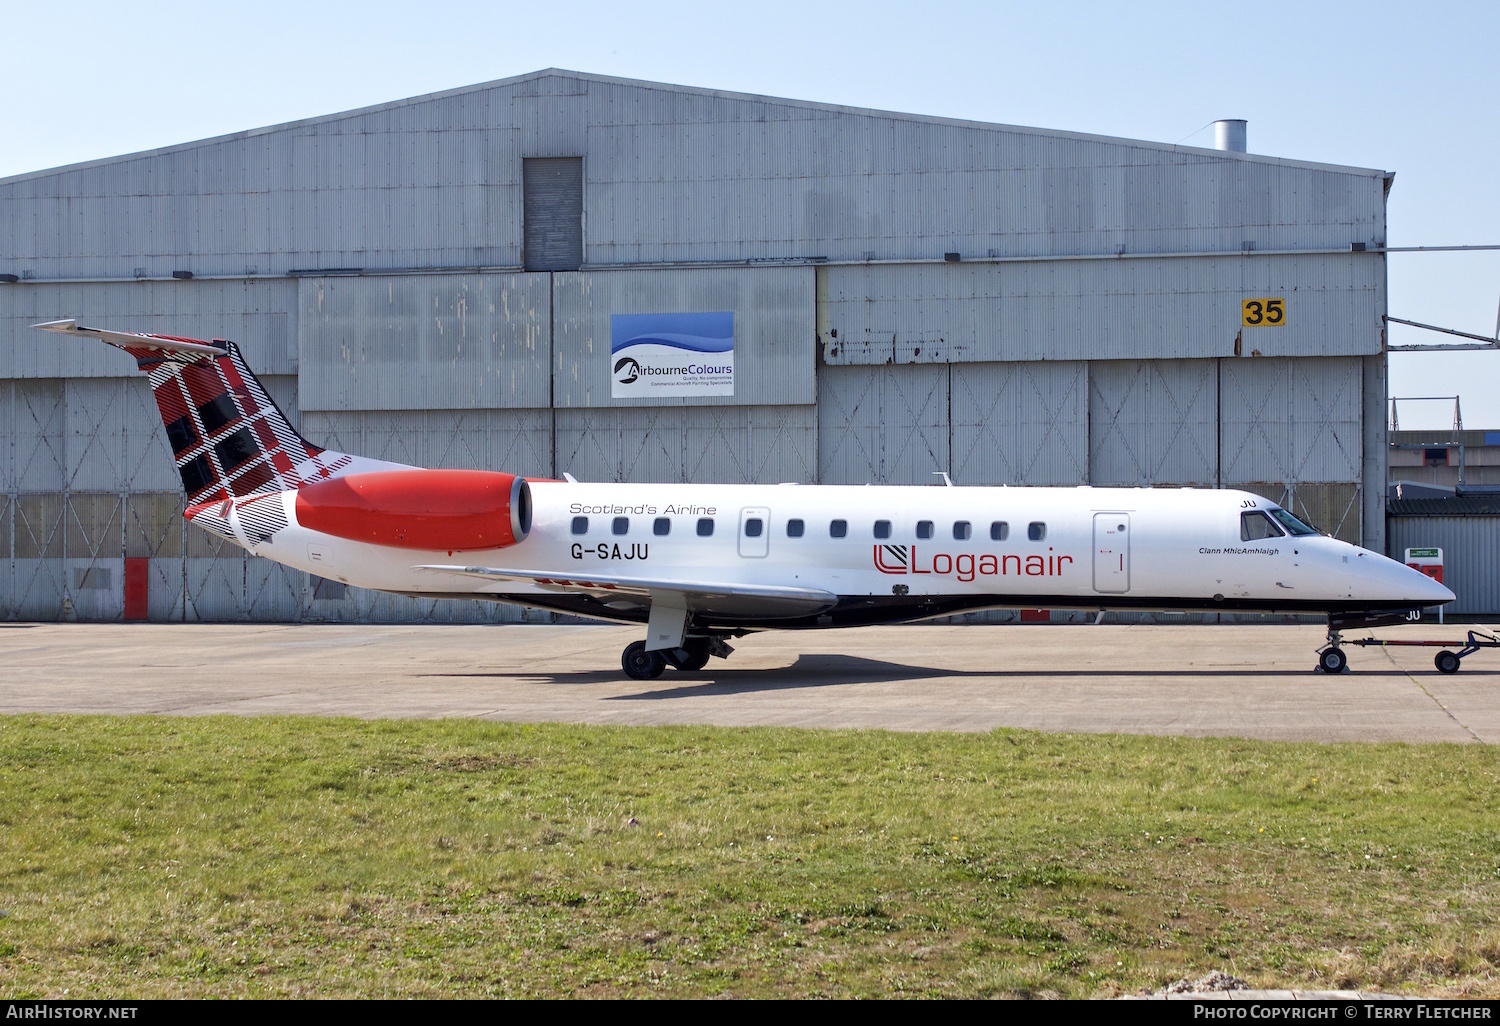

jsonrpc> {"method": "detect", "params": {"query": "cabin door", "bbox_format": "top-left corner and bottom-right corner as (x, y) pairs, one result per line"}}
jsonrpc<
(738, 507), (771, 558)
(1092, 513), (1130, 593)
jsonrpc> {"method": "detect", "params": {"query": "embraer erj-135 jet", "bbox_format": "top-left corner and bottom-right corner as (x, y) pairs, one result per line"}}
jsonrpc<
(35, 319), (1454, 679)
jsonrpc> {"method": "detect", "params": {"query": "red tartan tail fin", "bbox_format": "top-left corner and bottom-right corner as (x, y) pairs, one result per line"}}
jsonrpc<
(34, 319), (359, 505)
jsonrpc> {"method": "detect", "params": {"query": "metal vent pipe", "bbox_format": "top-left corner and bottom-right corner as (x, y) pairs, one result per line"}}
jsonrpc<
(1214, 119), (1247, 153)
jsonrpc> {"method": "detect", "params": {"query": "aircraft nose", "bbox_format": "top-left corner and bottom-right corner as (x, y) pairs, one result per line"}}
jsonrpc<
(1348, 545), (1455, 605)
(1422, 573), (1456, 605)
(1397, 559), (1454, 605)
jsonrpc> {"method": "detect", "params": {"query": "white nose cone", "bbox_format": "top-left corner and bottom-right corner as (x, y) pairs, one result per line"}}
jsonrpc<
(1390, 557), (1454, 606)
(1348, 546), (1455, 606)
(1418, 571), (1456, 606)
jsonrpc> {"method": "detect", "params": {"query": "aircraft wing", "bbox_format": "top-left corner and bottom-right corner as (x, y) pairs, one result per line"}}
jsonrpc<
(417, 563), (836, 605)
(411, 564), (840, 636)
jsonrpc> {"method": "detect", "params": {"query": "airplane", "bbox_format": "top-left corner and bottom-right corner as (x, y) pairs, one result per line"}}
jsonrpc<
(34, 318), (1455, 679)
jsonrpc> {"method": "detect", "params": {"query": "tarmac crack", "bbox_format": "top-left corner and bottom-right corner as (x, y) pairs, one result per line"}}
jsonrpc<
(1382, 647), (1483, 742)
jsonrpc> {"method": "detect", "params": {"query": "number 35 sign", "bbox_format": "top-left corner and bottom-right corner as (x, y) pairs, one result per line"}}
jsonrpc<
(1242, 298), (1286, 326)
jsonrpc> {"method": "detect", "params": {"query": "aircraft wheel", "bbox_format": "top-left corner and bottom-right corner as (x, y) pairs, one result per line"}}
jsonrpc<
(676, 651), (711, 671)
(622, 640), (666, 680)
(1318, 647), (1347, 674)
(675, 646), (712, 671)
(664, 638), (712, 672)
(1435, 650), (1461, 675)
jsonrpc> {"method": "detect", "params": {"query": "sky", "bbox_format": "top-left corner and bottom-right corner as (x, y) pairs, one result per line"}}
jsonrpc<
(2, 0), (1496, 429)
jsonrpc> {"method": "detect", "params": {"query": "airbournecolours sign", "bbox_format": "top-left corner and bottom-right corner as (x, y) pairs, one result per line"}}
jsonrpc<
(610, 312), (734, 399)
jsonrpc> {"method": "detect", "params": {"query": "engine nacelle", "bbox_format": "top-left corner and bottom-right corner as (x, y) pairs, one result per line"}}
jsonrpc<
(295, 469), (532, 552)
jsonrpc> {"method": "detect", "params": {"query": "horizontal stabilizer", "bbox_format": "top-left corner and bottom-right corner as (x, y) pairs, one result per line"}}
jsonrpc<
(33, 318), (227, 356)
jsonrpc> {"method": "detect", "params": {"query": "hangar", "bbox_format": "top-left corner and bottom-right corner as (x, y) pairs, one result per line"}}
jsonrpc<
(0, 70), (1391, 623)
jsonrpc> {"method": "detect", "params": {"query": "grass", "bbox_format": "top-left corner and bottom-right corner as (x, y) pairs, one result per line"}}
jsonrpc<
(0, 715), (1498, 998)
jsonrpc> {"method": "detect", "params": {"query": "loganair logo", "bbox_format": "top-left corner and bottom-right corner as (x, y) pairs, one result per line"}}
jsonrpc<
(613, 357), (641, 384)
(874, 545), (1074, 582)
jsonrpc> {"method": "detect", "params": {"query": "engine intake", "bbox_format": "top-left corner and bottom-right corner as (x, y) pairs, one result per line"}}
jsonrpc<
(295, 469), (531, 552)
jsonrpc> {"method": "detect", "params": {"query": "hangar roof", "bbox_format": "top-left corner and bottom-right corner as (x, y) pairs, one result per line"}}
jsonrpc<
(0, 68), (1390, 186)
(0, 68), (1393, 282)
(1388, 495), (1500, 517)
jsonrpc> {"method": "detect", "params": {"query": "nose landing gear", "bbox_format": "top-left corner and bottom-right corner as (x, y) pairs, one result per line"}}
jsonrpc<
(1317, 645), (1348, 674)
(1316, 629), (1348, 673)
(621, 635), (734, 680)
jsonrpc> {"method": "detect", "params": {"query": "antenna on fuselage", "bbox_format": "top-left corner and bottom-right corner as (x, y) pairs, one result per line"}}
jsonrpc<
(933, 472), (954, 487)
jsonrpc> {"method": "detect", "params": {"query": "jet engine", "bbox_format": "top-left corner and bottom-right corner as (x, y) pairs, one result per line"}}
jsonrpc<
(295, 469), (532, 551)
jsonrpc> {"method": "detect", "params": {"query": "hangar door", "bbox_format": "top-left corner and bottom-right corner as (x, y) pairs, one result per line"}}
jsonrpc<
(523, 157), (584, 271)
(1093, 513), (1130, 593)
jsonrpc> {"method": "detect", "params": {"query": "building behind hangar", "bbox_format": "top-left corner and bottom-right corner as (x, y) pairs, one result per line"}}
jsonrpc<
(0, 70), (1391, 622)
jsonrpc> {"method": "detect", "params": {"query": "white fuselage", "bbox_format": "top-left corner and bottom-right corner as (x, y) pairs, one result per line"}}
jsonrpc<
(237, 482), (1451, 627)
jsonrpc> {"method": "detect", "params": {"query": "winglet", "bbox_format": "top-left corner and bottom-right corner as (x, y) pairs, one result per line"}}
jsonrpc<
(33, 318), (227, 357)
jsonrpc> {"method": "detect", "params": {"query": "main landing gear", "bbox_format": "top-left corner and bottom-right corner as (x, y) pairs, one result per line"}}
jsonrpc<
(621, 635), (734, 680)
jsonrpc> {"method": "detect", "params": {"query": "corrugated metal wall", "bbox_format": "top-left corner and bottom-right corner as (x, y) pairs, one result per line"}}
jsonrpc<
(556, 406), (816, 484)
(1220, 357), (1363, 485)
(298, 273), (551, 411)
(1, 280), (297, 378)
(823, 257), (1383, 364)
(952, 362), (1089, 486)
(1387, 517), (1500, 615)
(1089, 360), (1218, 486)
(818, 364), (950, 485)
(552, 267), (814, 408)
(1, 71), (1387, 280)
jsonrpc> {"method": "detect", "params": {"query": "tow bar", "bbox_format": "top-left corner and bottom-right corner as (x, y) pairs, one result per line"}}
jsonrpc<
(1343, 629), (1500, 674)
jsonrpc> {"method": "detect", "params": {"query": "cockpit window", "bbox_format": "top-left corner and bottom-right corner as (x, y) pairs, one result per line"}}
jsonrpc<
(1269, 508), (1319, 537)
(1241, 511), (1285, 541)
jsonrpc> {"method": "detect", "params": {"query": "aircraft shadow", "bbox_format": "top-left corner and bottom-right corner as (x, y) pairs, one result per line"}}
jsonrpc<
(425, 652), (1413, 699)
(607, 658), (1430, 700)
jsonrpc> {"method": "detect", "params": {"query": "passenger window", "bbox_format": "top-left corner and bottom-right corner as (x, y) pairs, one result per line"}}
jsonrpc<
(917, 520), (934, 539)
(745, 517), (763, 538)
(874, 520), (892, 540)
(653, 517), (671, 536)
(1028, 522), (1046, 542)
(953, 521), (971, 540)
(990, 521), (1009, 541)
(830, 519), (848, 538)
(1241, 511), (1285, 541)
(696, 517), (715, 537)
(787, 518), (805, 538)
(612, 516), (629, 536)
(571, 516), (588, 535)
